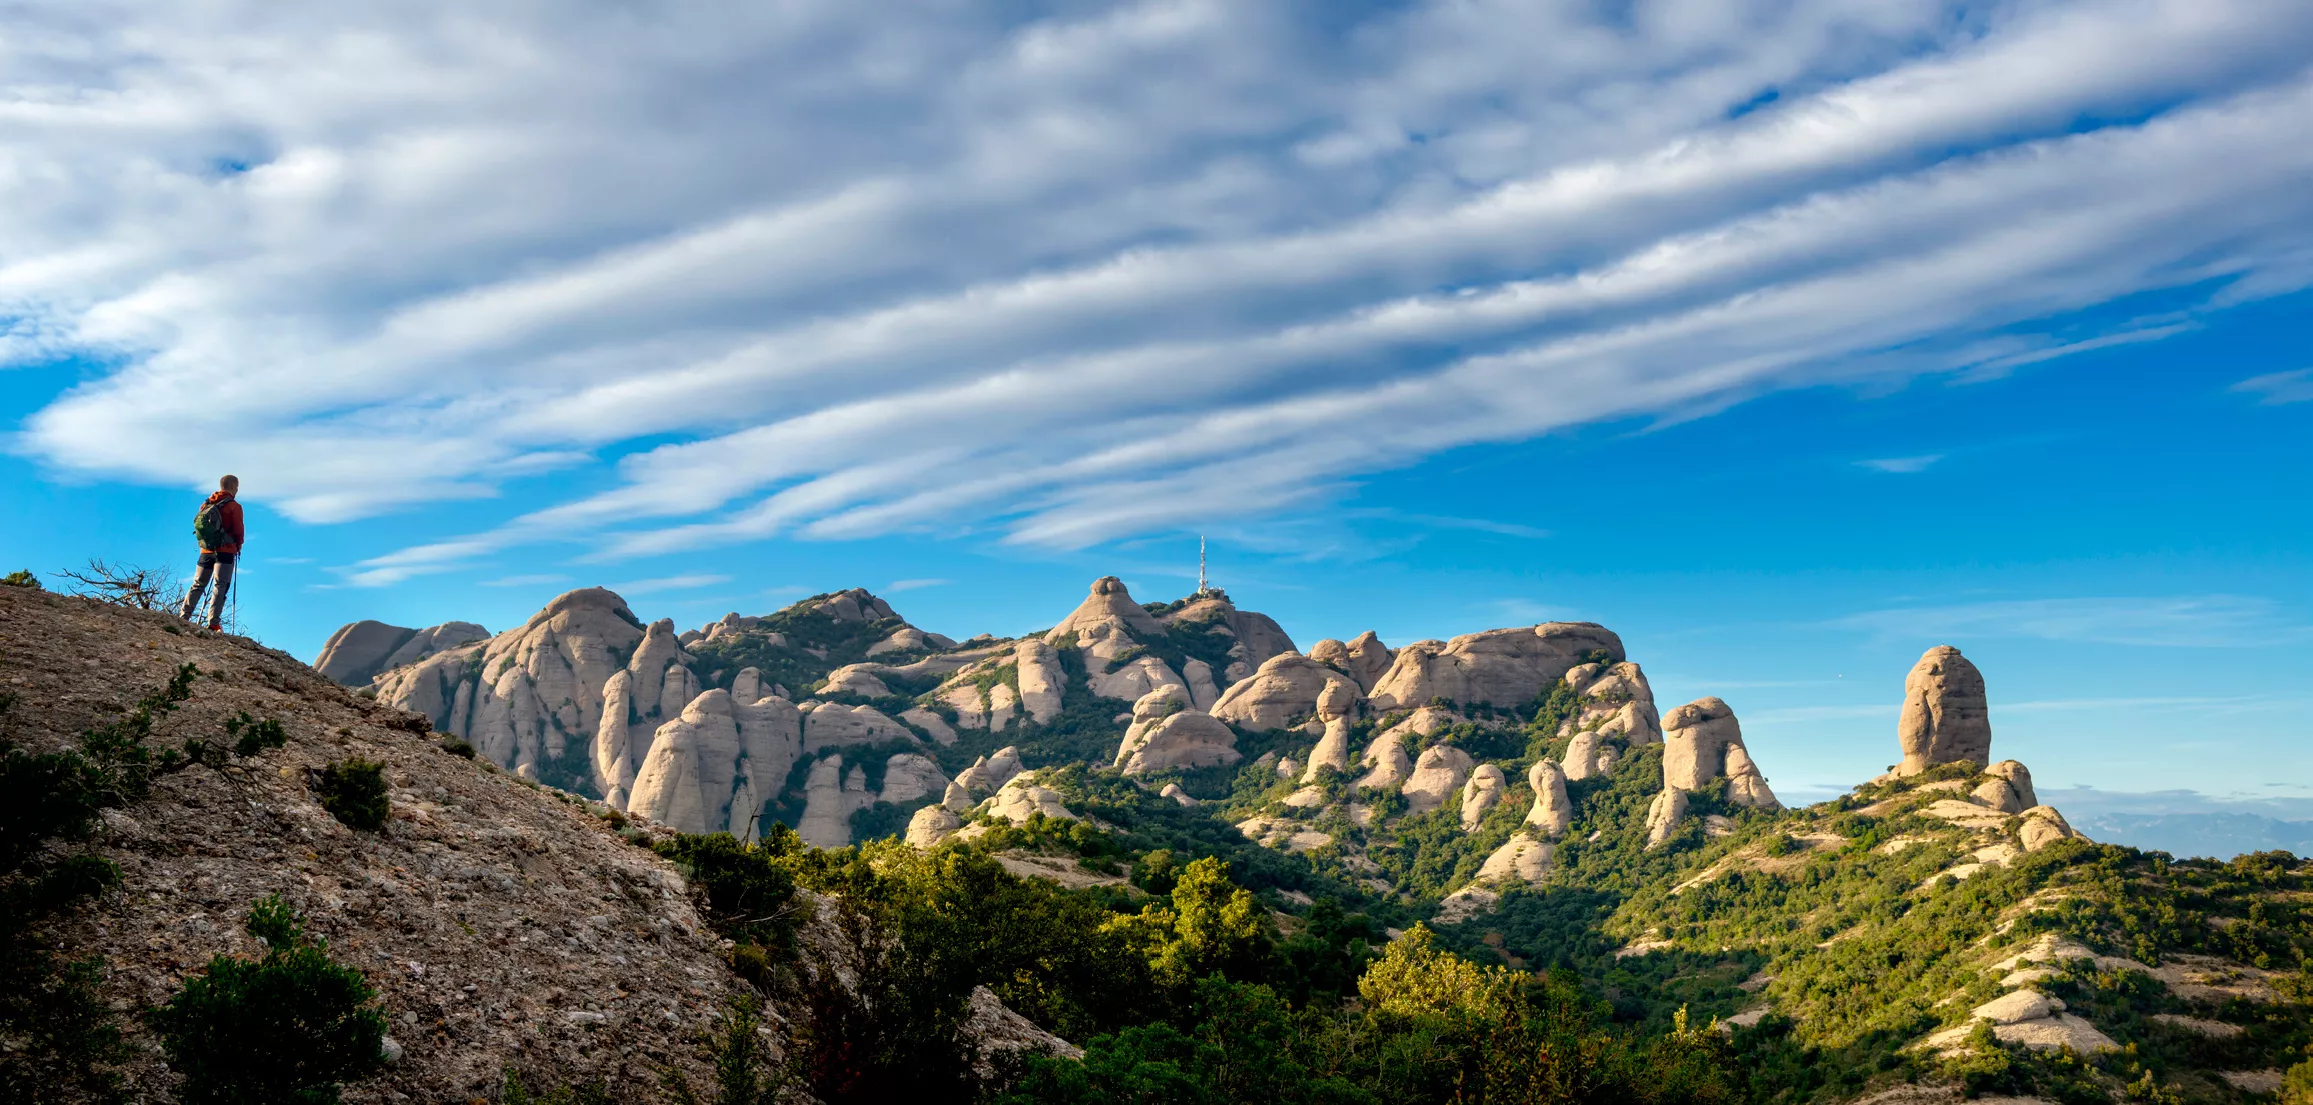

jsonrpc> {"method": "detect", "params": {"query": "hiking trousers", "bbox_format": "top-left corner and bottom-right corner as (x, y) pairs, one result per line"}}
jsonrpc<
(181, 551), (236, 628)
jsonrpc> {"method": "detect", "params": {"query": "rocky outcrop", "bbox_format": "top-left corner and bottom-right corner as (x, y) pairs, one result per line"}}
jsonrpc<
(1645, 788), (1690, 849)
(820, 665), (893, 698)
(1525, 759), (1573, 837)
(1477, 833), (1554, 884)
(1353, 732), (1414, 790)
(795, 756), (875, 848)
(2019, 806), (2085, 852)
(1978, 760), (2037, 812)
(1182, 659), (1223, 711)
(1119, 709), (1241, 775)
(982, 775), (1076, 824)
(802, 701), (916, 752)
(377, 587), (647, 783)
(1013, 639), (1066, 723)
(1897, 645), (1992, 775)
(1460, 764), (1506, 830)
(1339, 631), (1396, 691)
(955, 746), (1025, 795)
(1157, 592), (1297, 682)
(801, 588), (899, 624)
(867, 625), (951, 656)
(1161, 783), (1198, 807)
(1561, 730), (1618, 781)
(1088, 654), (1186, 702)
(1402, 745), (1474, 815)
(879, 754), (951, 805)
(907, 805), (962, 847)
(316, 619), (488, 686)
(1367, 622), (1624, 711)
(1299, 679), (1362, 783)
(900, 706), (959, 745)
(1661, 697), (1779, 809)
(1046, 576), (1166, 645)
(624, 685), (803, 839)
(1210, 651), (1361, 733)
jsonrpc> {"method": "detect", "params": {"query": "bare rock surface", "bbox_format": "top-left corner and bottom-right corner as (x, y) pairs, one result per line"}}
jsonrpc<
(1210, 651), (1360, 733)
(1476, 833), (1554, 885)
(1118, 708), (1242, 775)
(0, 585), (741, 1101)
(1525, 759), (1574, 837)
(1461, 764), (1507, 829)
(1898, 645), (1992, 775)
(317, 619), (489, 687)
(1401, 744), (1474, 815)
(1367, 622), (1623, 711)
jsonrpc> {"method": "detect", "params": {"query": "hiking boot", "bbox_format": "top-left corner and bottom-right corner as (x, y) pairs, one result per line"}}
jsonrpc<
(206, 619), (223, 632)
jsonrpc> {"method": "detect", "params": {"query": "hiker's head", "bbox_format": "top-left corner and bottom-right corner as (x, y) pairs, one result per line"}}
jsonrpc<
(219, 474), (239, 494)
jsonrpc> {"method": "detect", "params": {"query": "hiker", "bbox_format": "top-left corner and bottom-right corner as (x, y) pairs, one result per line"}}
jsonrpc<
(180, 475), (245, 631)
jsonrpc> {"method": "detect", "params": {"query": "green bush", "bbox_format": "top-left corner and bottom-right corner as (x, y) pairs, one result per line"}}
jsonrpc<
(438, 736), (477, 759)
(314, 759), (389, 831)
(151, 895), (388, 1105)
(0, 571), (38, 590)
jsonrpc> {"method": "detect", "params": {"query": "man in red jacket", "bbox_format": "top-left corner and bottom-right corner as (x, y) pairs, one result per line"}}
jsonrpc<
(180, 474), (245, 631)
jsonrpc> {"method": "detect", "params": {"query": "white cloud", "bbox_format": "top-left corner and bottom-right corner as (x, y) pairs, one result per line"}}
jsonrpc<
(478, 573), (571, 588)
(883, 578), (952, 593)
(2, 1), (2310, 571)
(1833, 595), (2309, 648)
(2231, 367), (2313, 405)
(1856, 454), (1943, 473)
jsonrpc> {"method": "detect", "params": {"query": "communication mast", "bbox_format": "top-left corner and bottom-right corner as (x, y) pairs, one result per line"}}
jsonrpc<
(1198, 535), (1209, 595)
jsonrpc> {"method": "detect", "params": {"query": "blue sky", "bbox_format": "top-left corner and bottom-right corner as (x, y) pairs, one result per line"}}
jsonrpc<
(2, 1), (2309, 839)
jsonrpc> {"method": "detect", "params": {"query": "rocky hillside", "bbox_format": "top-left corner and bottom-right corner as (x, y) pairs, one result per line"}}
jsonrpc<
(323, 575), (2313, 1104)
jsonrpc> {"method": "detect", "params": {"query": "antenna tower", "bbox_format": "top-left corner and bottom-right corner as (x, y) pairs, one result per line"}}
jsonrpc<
(1198, 535), (1209, 595)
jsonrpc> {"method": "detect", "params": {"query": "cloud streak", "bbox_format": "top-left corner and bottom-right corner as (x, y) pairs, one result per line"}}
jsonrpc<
(2, 1), (2310, 573)
(1832, 595), (2309, 648)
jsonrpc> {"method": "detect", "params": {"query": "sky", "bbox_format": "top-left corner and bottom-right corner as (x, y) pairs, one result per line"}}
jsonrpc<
(1, 1), (2308, 851)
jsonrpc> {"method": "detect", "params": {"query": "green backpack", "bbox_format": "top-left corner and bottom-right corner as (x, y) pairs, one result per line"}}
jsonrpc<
(194, 499), (227, 549)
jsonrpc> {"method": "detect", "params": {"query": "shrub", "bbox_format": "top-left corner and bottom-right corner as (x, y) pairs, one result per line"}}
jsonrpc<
(0, 571), (37, 590)
(438, 736), (477, 759)
(151, 895), (388, 1105)
(314, 759), (389, 831)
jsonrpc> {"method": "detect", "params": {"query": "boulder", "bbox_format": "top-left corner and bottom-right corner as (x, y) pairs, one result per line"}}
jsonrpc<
(982, 775), (1076, 824)
(1307, 638), (1351, 669)
(865, 626), (936, 657)
(1341, 631), (1395, 692)
(1182, 659), (1223, 711)
(1401, 745), (1474, 815)
(801, 588), (898, 624)
(1560, 661), (1662, 744)
(1476, 833), (1554, 885)
(1561, 730), (1620, 781)
(1089, 654), (1186, 702)
(942, 781), (975, 812)
(626, 689), (804, 840)
(794, 756), (875, 848)
(1645, 788), (1690, 849)
(955, 746), (1024, 794)
(1119, 710), (1241, 775)
(318, 619), (491, 686)
(1353, 732), (1414, 790)
(1210, 652), (1361, 733)
(820, 665), (893, 698)
(1367, 622), (1624, 710)
(1012, 639), (1066, 724)
(2019, 806), (2084, 852)
(1722, 743), (1781, 810)
(1115, 684), (1192, 766)
(1525, 759), (1573, 837)
(900, 706), (959, 745)
(1161, 783), (1199, 807)
(1047, 575), (1167, 643)
(1301, 717), (1356, 782)
(906, 805), (962, 848)
(1986, 760), (2037, 808)
(1460, 764), (1506, 830)
(803, 702), (915, 752)
(1896, 646), (1992, 775)
(879, 754), (951, 805)
(1972, 777), (2028, 814)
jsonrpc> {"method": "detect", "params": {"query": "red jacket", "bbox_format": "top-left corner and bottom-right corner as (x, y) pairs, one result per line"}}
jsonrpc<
(203, 491), (245, 555)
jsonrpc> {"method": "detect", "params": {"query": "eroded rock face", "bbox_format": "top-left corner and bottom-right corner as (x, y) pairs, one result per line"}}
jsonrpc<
(1461, 764), (1507, 830)
(626, 688), (806, 841)
(1477, 833), (1554, 885)
(377, 587), (645, 784)
(907, 805), (962, 847)
(1157, 593), (1297, 683)
(796, 756), (875, 848)
(879, 754), (951, 805)
(1897, 645), (1992, 775)
(1354, 732), (1414, 790)
(1013, 639), (1066, 724)
(1402, 745), (1475, 815)
(1088, 654), (1186, 703)
(1182, 659), (1223, 711)
(318, 620), (491, 687)
(982, 775), (1076, 824)
(1645, 788), (1690, 849)
(1661, 698), (1776, 808)
(1210, 651), (1362, 733)
(820, 665), (893, 698)
(1525, 759), (1573, 837)
(900, 707), (959, 746)
(955, 746), (1025, 794)
(1561, 730), (1620, 781)
(1987, 760), (2037, 808)
(802, 588), (898, 624)
(1368, 622), (1624, 711)
(803, 702), (915, 752)
(2019, 806), (2084, 852)
(1046, 576), (1165, 645)
(1119, 710), (1241, 775)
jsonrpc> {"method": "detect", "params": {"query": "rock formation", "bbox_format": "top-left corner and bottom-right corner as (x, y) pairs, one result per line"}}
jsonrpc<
(1299, 679), (1362, 783)
(316, 619), (488, 686)
(982, 775), (1076, 824)
(1460, 764), (1506, 829)
(1353, 731), (1414, 790)
(2019, 806), (2085, 852)
(1557, 660), (1662, 783)
(1525, 759), (1573, 836)
(1367, 623), (1624, 711)
(1477, 833), (1554, 885)
(1013, 639), (1066, 724)
(625, 686), (802, 839)
(1182, 659), (1223, 710)
(1661, 697), (1779, 809)
(907, 805), (962, 847)
(802, 701), (915, 751)
(1897, 645), (1992, 775)
(1155, 590), (1297, 682)
(1402, 745), (1474, 815)
(955, 746), (1025, 795)
(1210, 651), (1361, 733)
(1116, 696), (1241, 776)
(1979, 760), (2038, 811)
(1645, 787), (1691, 849)
(1161, 783), (1199, 807)
(878, 754), (951, 805)
(795, 756), (875, 848)
(819, 665), (893, 698)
